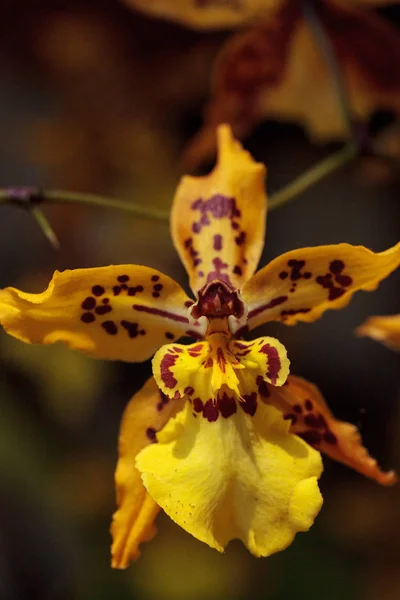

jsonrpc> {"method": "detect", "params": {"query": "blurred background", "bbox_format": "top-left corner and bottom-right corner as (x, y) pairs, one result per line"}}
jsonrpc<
(0, 1), (399, 600)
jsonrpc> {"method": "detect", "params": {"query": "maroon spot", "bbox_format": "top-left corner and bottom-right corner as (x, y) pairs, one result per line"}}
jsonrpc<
(303, 272), (312, 279)
(293, 404), (302, 414)
(113, 286), (121, 296)
(298, 430), (322, 445)
(329, 287), (345, 301)
(248, 295), (288, 319)
(146, 427), (157, 442)
(231, 221), (239, 230)
(81, 312), (95, 324)
(132, 304), (189, 323)
(95, 305), (112, 315)
(335, 274), (352, 287)
(153, 283), (163, 291)
(92, 285), (105, 297)
(118, 275), (130, 283)
(160, 353), (178, 388)
(81, 297), (96, 310)
(152, 292), (160, 298)
(279, 271), (288, 280)
(151, 275), (160, 282)
(218, 393), (237, 418)
(140, 329), (146, 336)
(235, 231), (246, 246)
(206, 257), (231, 285)
(102, 298), (110, 304)
(184, 386), (194, 396)
(316, 273), (332, 288)
(157, 392), (169, 411)
(241, 393), (257, 416)
(204, 357), (213, 368)
(198, 271), (204, 278)
(284, 414), (297, 425)
(173, 391), (181, 400)
(304, 414), (326, 429)
(121, 320), (140, 338)
(233, 265), (242, 276)
(281, 308), (311, 319)
(102, 320), (118, 335)
(165, 332), (174, 340)
(287, 259), (306, 281)
(323, 431), (338, 445)
(193, 258), (202, 267)
(213, 234), (223, 251)
(120, 284), (128, 291)
(329, 260), (344, 275)
(186, 329), (203, 340)
(184, 300), (193, 308)
(173, 346), (184, 353)
(260, 343), (281, 385)
(203, 399), (219, 422)
(217, 347), (227, 372)
(305, 399), (313, 411)
(193, 398), (203, 413)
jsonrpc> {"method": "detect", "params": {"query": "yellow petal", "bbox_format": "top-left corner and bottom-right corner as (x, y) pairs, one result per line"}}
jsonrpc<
(266, 375), (397, 486)
(111, 377), (185, 568)
(136, 399), (323, 556)
(0, 265), (199, 362)
(125, 0), (282, 30)
(171, 125), (266, 293)
(356, 314), (400, 351)
(241, 243), (400, 330)
(152, 333), (289, 411)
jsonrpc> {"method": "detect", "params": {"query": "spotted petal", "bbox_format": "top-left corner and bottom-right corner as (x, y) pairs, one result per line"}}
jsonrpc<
(125, 0), (281, 30)
(136, 398), (322, 556)
(266, 375), (397, 486)
(171, 125), (266, 294)
(241, 243), (400, 331)
(0, 266), (199, 362)
(111, 377), (185, 568)
(356, 314), (400, 351)
(152, 334), (289, 411)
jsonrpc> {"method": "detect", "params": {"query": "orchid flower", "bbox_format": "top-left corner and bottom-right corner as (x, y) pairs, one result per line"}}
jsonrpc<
(0, 126), (399, 569)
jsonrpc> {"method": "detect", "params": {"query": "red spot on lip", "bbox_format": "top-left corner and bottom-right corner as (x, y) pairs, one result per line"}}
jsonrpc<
(217, 347), (227, 373)
(335, 274), (352, 287)
(146, 427), (157, 442)
(184, 386), (195, 396)
(203, 399), (219, 422)
(260, 343), (281, 385)
(92, 285), (105, 297)
(193, 397), (204, 413)
(218, 393), (237, 418)
(241, 393), (257, 416)
(81, 296), (96, 310)
(151, 275), (160, 282)
(160, 353), (178, 388)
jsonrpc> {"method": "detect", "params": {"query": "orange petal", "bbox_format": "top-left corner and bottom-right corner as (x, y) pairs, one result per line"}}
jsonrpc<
(111, 377), (185, 568)
(241, 243), (400, 330)
(172, 125), (266, 293)
(184, 2), (400, 166)
(0, 265), (199, 362)
(182, 4), (299, 169)
(124, 0), (282, 30)
(266, 375), (396, 486)
(356, 314), (400, 351)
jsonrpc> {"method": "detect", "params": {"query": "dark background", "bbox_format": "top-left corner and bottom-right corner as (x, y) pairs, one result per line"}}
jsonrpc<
(0, 2), (399, 600)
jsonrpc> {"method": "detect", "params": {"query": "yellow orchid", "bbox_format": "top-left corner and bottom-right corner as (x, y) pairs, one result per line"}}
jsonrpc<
(0, 126), (399, 569)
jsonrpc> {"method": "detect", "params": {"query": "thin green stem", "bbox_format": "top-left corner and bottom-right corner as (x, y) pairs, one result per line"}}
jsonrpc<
(268, 143), (358, 211)
(30, 206), (60, 249)
(0, 188), (170, 221)
(303, 0), (356, 142)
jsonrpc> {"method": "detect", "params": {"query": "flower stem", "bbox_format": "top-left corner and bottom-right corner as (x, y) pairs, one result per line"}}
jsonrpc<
(0, 187), (170, 221)
(268, 143), (357, 211)
(30, 206), (60, 249)
(302, 0), (356, 142)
